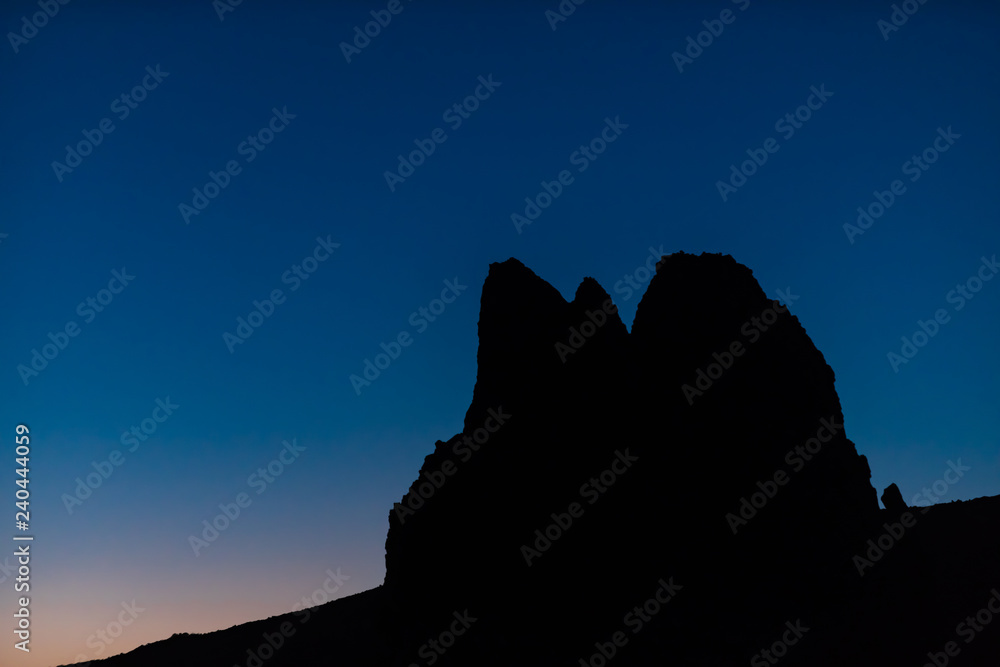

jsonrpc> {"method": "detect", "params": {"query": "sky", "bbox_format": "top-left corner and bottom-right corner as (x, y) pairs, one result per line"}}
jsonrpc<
(1, 1), (998, 664)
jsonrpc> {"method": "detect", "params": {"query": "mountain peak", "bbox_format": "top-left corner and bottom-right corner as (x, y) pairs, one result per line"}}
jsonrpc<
(74, 255), (1000, 667)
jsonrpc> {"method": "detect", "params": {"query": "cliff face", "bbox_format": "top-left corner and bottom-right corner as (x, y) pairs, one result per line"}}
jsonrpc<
(382, 252), (882, 664)
(68, 253), (1000, 667)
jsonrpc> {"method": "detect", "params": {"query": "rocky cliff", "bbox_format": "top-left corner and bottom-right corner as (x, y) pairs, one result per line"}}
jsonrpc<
(68, 253), (1000, 667)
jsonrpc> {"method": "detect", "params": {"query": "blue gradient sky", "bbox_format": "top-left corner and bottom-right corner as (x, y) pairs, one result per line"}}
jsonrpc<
(1, 1), (999, 664)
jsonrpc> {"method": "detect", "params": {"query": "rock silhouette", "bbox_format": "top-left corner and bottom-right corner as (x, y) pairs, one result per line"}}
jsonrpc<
(63, 253), (1000, 667)
(882, 482), (908, 513)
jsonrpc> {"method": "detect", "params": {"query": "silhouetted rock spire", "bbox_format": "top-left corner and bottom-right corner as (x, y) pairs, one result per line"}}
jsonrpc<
(882, 482), (908, 512)
(73, 253), (1000, 667)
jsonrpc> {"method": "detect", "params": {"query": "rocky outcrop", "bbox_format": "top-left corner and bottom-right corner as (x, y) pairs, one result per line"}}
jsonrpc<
(380, 252), (885, 664)
(70, 253), (1000, 667)
(882, 482), (908, 513)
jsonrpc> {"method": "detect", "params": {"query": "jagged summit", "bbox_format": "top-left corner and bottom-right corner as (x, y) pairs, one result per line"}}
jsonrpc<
(67, 254), (1000, 667)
